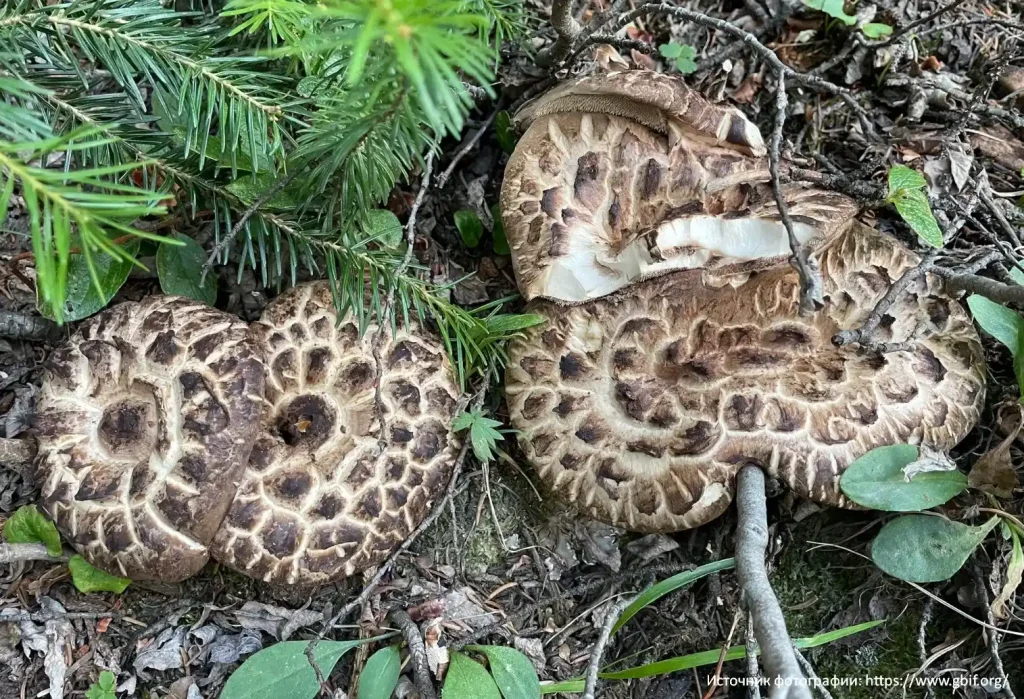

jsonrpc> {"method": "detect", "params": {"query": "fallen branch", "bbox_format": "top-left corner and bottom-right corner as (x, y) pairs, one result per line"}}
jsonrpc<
(832, 251), (939, 348)
(389, 609), (438, 699)
(735, 466), (811, 699)
(581, 596), (634, 699)
(0, 309), (64, 343)
(0, 542), (65, 564)
(436, 109), (500, 189)
(769, 75), (821, 314)
(538, 0), (582, 67)
(936, 269), (1024, 305)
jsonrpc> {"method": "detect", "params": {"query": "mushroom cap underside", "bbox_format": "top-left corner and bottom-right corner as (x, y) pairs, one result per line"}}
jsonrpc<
(506, 222), (985, 533)
(210, 281), (461, 586)
(501, 107), (858, 304)
(34, 296), (265, 582)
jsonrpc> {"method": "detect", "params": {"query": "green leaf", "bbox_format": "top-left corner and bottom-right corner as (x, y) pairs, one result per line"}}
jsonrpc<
(226, 173), (300, 210)
(453, 409), (504, 463)
(483, 314), (546, 335)
(357, 646), (401, 699)
(540, 620), (884, 693)
(454, 210), (484, 248)
(3, 505), (62, 556)
(362, 210), (404, 248)
(967, 294), (1024, 396)
(967, 294), (1024, 358)
(658, 42), (682, 59)
(68, 555), (131, 594)
(467, 646), (540, 699)
(222, 639), (376, 699)
(890, 189), (943, 247)
(614, 558), (736, 633)
(871, 515), (1000, 583)
(492, 204), (510, 255)
(443, 652), (502, 699)
(861, 22), (893, 38)
(1010, 265), (1024, 285)
(42, 241), (140, 322)
(887, 164), (928, 192)
(802, 0), (857, 24)
(495, 111), (517, 155)
(674, 45), (698, 75)
(85, 670), (117, 699)
(157, 233), (216, 305)
(839, 445), (967, 512)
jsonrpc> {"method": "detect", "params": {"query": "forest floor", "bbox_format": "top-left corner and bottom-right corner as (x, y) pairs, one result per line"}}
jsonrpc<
(3, 0), (1024, 698)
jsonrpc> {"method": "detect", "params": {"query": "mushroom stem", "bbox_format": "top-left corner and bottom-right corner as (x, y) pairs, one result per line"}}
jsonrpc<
(735, 465), (812, 699)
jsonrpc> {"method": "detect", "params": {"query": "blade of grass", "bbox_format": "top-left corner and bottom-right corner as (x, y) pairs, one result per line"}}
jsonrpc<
(613, 558), (736, 634)
(540, 619), (885, 694)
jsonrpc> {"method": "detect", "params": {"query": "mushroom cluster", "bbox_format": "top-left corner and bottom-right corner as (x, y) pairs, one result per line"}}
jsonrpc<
(34, 283), (460, 584)
(502, 70), (986, 532)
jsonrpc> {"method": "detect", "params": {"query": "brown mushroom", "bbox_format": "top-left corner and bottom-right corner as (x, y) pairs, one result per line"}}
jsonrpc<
(506, 221), (985, 532)
(34, 297), (265, 582)
(210, 282), (460, 586)
(501, 70), (857, 303)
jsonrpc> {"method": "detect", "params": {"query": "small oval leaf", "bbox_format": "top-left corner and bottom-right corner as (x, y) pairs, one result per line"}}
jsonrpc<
(357, 646), (401, 699)
(68, 555), (130, 594)
(840, 445), (966, 512)
(157, 233), (216, 305)
(871, 515), (999, 583)
(43, 241), (140, 322)
(442, 651), (502, 699)
(3, 505), (62, 555)
(468, 645), (541, 699)
(454, 210), (483, 248)
(221, 639), (370, 699)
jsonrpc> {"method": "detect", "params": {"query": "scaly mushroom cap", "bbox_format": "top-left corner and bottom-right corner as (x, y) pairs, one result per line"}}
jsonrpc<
(210, 282), (460, 586)
(501, 70), (859, 303)
(34, 297), (265, 581)
(506, 223), (985, 532)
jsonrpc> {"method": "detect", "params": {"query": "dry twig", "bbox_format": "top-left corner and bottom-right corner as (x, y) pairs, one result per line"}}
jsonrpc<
(735, 466), (811, 699)
(582, 596), (634, 699)
(389, 609), (438, 699)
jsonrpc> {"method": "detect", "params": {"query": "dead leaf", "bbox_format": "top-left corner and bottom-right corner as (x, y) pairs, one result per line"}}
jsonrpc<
(295, 419), (312, 433)
(424, 618), (448, 680)
(594, 44), (629, 72)
(903, 446), (957, 480)
(732, 75), (762, 104)
(920, 55), (944, 72)
(947, 143), (973, 191)
(970, 125), (1024, 173)
(235, 602), (323, 641)
(625, 534), (679, 563)
(134, 626), (186, 678)
(970, 410), (1020, 498)
(513, 637), (546, 673)
(991, 531), (1023, 619)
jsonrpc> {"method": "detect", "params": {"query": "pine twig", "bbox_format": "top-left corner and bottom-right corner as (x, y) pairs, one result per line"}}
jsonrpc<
(200, 170), (300, 283)
(735, 466), (811, 699)
(582, 596), (634, 699)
